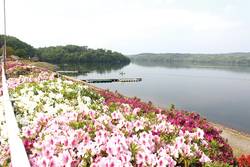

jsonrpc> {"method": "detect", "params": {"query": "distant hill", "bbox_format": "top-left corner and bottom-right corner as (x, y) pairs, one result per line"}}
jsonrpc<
(130, 52), (250, 64)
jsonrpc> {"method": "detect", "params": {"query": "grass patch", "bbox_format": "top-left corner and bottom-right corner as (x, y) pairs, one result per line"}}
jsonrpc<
(19, 59), (59, 70)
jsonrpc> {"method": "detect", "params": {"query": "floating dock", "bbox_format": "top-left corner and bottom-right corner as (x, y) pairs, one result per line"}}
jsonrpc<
(55, 71), (90, 73)
(82, 78), (142, 83)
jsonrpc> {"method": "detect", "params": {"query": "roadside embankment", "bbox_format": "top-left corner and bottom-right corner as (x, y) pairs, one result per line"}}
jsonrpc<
(17, 60), (250, 159)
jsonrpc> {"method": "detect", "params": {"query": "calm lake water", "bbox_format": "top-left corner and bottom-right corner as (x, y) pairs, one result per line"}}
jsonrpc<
(55, 61), (250, 134)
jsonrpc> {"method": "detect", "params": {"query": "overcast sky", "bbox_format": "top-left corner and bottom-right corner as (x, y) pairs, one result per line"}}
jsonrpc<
(1, 0), (250, 55)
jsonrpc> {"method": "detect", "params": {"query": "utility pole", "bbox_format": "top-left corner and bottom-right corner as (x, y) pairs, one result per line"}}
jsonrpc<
(3, 0), (7, 65)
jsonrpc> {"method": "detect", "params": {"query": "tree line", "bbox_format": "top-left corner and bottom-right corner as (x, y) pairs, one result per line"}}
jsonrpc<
(129, 53), (250, 65)
(0, 35), (130, 63)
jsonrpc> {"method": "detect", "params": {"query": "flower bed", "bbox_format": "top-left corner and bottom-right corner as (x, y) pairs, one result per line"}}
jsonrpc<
(0, 59), (238, 166)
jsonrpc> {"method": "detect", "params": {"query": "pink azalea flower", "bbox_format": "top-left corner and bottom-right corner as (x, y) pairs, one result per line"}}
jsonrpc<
(139, 131), (148, 140)
(95, 130), (104, 138)
(45, 136), (55, 146)
(165, 145), (174, 154)
(109, 157), (122, 167)
(172, 149), (179, 158)
(83, 133), (91, 143)
(150, 154), (157, 166)
(196, 128), (204, 140)
(144, 152), (152, 164)
(125, 122), (133, 132)
(38, 156), (49, 167)
(199, 153), (211, 164)
(124, 106), (131, 115)
(120, 154), (131, 164)
(70, 136), (79, 147)
(151, 124), (158, 132)
(133, 108), (140, 115)
(75, 129), (84, 138)
(201, 140), (208, 147)
(182, 144), (194, 157)
(174, 141), (181, 150)
(157, 157), (169, 167)
(175, 136), (185, 144)
(166, 124), (174, 133)
(77, 143), (87, 157)
(134, 120), (144, 132)
(43, 147), (53, 159)
(169, 159), (177, 167)
(90, 163), (99, 167)
(71, 160), (80, 167)
(89, 110), (95, 119)
(136, 151), (145, 165)
(95, 136), (105, 145)
(49, 157), (57, 167)
(59, 150), (72, 166)
(111, 112), (119, 119)
(106, 144), (118, 156)
(22, 127), (34, 138)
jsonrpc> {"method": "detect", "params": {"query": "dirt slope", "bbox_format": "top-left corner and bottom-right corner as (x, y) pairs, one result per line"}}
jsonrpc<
(209, 122), (250, 158)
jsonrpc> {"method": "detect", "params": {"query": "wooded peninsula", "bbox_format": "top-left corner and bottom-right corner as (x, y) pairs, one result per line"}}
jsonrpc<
(0, 35), (130, 63)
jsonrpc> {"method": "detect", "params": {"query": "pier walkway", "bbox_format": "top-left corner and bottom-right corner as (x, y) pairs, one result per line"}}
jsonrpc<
(82, 78), (142, 83)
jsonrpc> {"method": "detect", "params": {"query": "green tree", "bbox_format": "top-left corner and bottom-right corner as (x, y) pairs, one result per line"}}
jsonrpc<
(14, 49), (27, 58)
(0, 46), (14, 56)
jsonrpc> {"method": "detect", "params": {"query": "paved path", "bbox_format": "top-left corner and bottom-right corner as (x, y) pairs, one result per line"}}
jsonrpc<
(209, 122), (250, 158)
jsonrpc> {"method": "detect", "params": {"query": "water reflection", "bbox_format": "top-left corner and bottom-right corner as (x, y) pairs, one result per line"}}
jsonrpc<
(55, 61), (130, 75)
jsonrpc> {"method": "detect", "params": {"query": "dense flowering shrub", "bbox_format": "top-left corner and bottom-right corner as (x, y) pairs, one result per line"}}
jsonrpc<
(0, 59), (41, 79)
(0, 59), (238, 166)
(238, 154), (250, 167)
(98, 90), (237, 165)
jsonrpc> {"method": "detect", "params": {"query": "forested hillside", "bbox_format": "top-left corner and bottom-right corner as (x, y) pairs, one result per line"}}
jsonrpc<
(37, 45), (130, 63)
(0, 35), (36, 58)
(130, 53), (250, 64)
(0, 35), (130, 63)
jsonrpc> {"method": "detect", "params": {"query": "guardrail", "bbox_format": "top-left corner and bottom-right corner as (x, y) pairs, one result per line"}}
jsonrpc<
(1, 63), (30, 166)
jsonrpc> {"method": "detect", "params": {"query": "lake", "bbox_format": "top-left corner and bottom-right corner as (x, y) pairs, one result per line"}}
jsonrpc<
(54, 61), (250, 134)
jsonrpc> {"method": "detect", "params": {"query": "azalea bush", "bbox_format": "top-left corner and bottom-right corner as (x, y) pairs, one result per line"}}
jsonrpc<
(238, 154), (250, 167)
(98, 90), (237, 165)
(0, 59), (238, 166)
(0, 59), (40, 80)
(0, 59), (47, 95)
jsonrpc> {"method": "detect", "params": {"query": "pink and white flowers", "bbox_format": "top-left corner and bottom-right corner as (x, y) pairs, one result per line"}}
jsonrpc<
(1, 60), (233, 166)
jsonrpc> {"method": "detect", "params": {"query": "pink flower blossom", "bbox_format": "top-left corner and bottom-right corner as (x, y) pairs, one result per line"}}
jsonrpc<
(196, 128), (204, 140)
(136, 151), (145, 165)
(59, 150), (72, 166)
(157, 157), (169, 167)
(199, 153), (211, 164)
(22, 127), (34, 137)
(134, 120), (144, 132)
